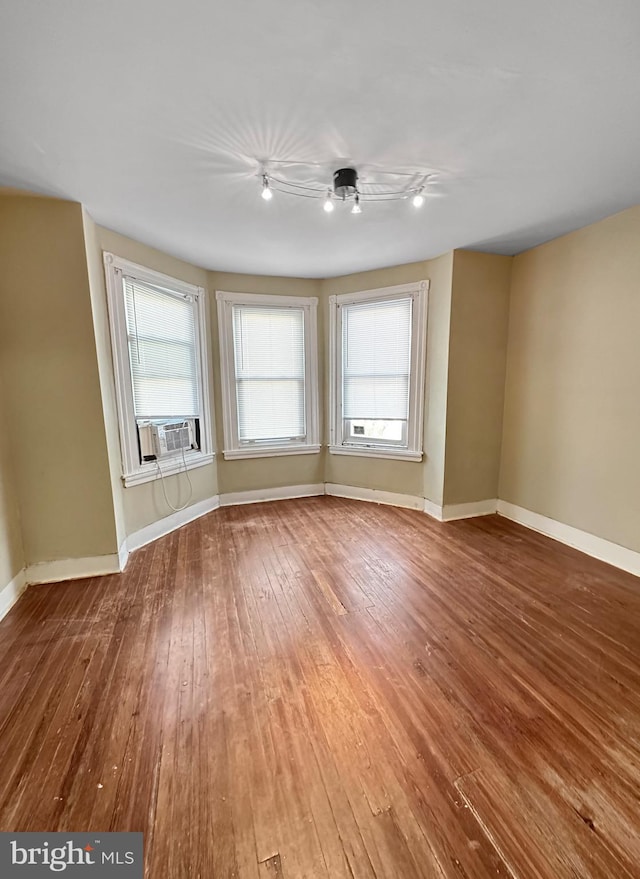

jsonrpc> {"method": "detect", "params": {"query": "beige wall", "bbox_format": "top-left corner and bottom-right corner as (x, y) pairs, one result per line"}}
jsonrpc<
(0, 197), (117, 564)
(96, 226), (218, 536)
(500, 206), (640, 552)
(444, 251), (512, 505)
(322, 254), (454, 503)
(0, 375), (24, 589)
(0, 196), (119, 564)
(209, 271), (324, 494)
(98, 227), (209, 290)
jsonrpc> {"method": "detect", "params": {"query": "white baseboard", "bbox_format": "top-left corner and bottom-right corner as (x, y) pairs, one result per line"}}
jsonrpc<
(423, 498), (444, 520)
(424, 498), (498, 521)
(14, 492), (637, 600)
(118, 540), (129, 572)
(127, 494), (221, 553)
(27, 490), (606, 597)
(443, 499), (498, 521)
(219, 484), (325, 507)
(0, 569), (28, 621)
(325, 483), (424, 511)
(497, 500), (640, 578)
(27, 554), (122, 585)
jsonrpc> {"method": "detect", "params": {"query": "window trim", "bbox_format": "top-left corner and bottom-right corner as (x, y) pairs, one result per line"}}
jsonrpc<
(216, 289), (320, 460)
(329, 281), (429, 462)
(103, 253), (214, 487)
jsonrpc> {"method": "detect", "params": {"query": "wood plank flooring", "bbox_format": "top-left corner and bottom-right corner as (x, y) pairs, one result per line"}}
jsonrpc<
(1, 496), (639, 877)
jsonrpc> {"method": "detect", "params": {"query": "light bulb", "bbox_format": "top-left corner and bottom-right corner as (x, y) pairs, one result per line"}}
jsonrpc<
(351, 194), (362, 214)
(412, 190), (425, 208)
(261, 175), (272, 201)
(323, 192), (334, 213)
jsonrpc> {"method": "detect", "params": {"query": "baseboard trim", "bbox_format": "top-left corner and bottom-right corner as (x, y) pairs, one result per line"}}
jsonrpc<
(27, 555), (122, 585)
(423, 498), (444, 520)
(325, 483), (424, 511)
(497, 500), (640, 578)
(424, 498), (498, 522)
(127, 494), (221, 553)
(118, 540), (129, 572)
(443, 499), (498, 521)
(219, 484), (325, 507)
(0, 569), (28, 621)
(16, 491), (560, 594)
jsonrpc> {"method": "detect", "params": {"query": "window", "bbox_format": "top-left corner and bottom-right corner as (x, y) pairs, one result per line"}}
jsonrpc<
(329, 281), (428, 461)
(216, 290), (320, 459)
(104, 253), (213, 486)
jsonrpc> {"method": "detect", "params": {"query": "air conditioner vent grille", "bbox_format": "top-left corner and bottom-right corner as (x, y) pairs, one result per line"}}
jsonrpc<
(165, 425), (190, 451)
(150, 420), (194, 458)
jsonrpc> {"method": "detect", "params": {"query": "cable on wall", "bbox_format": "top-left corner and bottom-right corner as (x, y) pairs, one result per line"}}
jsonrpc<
(156, 447), (193, 512)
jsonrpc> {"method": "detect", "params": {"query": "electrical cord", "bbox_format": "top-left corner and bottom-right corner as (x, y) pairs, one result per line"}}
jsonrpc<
(156, 446), (193, 512)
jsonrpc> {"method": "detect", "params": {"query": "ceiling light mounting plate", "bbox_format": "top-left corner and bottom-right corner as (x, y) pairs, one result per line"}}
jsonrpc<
(333, 167), (358, 200)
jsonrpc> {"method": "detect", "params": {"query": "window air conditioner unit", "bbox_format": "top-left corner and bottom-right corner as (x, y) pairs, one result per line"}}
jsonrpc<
(151, 420), (194, 459)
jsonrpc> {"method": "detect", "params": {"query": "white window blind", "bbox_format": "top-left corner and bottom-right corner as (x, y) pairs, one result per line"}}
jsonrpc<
(342, 297), (412, 420)
(232, 304), (306, 442)
(124, 277), (199, 418)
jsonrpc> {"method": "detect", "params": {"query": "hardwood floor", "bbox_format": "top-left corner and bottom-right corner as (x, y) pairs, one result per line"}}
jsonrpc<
(1, 497), (639, 878)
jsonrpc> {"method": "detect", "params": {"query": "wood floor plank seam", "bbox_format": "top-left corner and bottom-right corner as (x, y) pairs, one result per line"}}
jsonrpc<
(452, 780), (521, 879)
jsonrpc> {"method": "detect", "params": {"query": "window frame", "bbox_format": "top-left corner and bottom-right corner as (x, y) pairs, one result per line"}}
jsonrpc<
(216, 290), (320, 460)
(103, 253), (214, 487)
(329, 281), (429, 462)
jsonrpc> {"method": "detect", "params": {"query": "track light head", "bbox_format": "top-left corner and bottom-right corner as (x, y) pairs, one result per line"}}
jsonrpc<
(261, 174), (273, 201)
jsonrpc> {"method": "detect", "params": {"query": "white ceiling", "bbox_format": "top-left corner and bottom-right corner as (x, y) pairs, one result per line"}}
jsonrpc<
(1, 0), (639, 278)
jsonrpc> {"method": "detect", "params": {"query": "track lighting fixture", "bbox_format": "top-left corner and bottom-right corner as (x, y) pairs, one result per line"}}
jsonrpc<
(257, 166), (429, 214)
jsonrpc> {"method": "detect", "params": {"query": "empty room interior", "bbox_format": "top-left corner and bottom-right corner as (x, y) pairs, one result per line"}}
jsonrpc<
(1, 1), (639, 876)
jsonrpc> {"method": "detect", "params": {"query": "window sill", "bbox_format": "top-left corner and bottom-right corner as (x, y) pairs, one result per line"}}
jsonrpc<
(223, 443), (321, 461)
(122, 452), (215, 487)
(329, 445), (423, 463)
